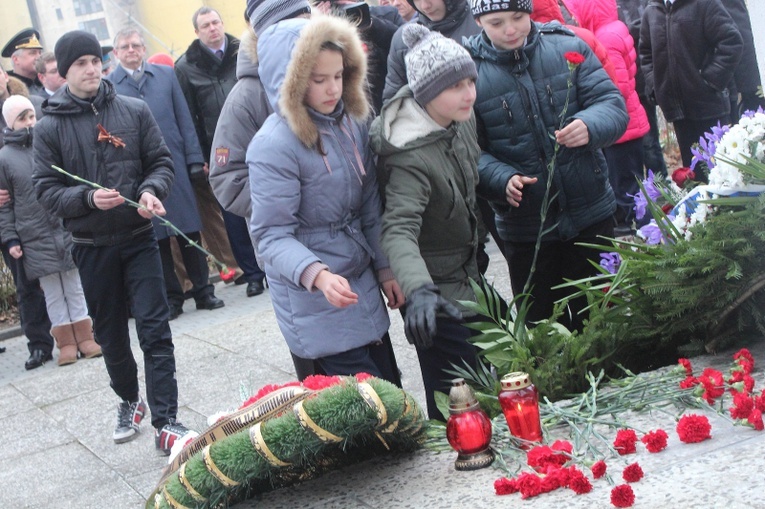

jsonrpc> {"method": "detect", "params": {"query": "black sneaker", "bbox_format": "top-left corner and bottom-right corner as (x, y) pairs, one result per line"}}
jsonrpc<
(113, 398), (147, 444)
(155, 418), (191, 455)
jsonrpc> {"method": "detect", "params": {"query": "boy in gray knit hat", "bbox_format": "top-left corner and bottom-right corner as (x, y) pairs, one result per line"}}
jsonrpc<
(370, 23), (481, 418)
(247, 0), (311, 36)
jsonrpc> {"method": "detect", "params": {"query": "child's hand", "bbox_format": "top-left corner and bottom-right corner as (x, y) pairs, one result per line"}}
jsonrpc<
(555, 119), (589, 147)
(8, 246), (22, 259)
(138, 192), (166, 218)
(382, 279), (405, 310)
(315, 270), (358, 308)
(505, 175), (538, 207)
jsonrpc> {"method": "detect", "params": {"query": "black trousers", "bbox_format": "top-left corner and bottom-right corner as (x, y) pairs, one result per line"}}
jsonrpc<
(604, 138), (645, 226)
(412, 316), (478, 420)
(640, 101), (667, 177)
(158, 231), (212, 306)
(1, 248), (53, 354)
(316, 332), (401, 388)
(220, 208), (265, 283)
(673, 116), (729, 170)
(72, 231), (177, 429)
(505, 217), (613, 333)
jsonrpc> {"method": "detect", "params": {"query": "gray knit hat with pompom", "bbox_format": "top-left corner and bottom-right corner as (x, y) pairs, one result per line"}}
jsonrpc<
(403, 24), (478, 106)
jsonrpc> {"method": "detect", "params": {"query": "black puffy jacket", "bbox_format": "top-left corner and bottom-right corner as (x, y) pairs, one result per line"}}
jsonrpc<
(639, 0), (742, 122)
(32, 80), (173, 241)
(174, 34), (239, 163)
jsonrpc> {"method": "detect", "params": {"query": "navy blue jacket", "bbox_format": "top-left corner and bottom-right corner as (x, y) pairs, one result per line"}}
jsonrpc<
(466, 23), (628, 242)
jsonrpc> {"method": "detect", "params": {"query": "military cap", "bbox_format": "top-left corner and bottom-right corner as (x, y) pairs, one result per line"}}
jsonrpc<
(2, 28), (43, 58)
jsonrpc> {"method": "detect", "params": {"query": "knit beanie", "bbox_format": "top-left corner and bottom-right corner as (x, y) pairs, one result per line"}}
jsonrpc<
(471, 0), (533, 18)
(54, 30), (102, 78)
(247, 0), (311, 36)
(2, 95), (35, 128)
(403, 24), (478, 106)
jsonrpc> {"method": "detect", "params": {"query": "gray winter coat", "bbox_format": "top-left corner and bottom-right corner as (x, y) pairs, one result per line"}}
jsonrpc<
(0, 127), (75, 280)
(248, 17), (390, 359)
(466, 23), (628, 242)
(107, 62), (203, 239)
(382, 1), (481, 102)
(209, 30), (271, 218)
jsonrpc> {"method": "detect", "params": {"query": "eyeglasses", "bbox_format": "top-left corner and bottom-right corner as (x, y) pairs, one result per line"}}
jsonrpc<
(117, 43), (144, 51)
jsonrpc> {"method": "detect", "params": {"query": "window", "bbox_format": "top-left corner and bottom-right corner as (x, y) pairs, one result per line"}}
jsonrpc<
(56, 8), (64, 20)
(73, 0), (103, 16)
(78, 18), (109, 41)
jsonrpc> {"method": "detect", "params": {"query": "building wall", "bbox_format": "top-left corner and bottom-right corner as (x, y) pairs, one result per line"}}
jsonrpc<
(750, 0), (765, 88)
(0, 3), (34, 72)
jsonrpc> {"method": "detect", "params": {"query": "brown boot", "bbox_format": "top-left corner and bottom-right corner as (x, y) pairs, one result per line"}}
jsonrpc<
(51, 324), (78, 366)
(72, 317), (102, 359)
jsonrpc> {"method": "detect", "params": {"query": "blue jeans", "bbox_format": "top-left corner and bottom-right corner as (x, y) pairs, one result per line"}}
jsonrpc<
(72, 230), (178, 429)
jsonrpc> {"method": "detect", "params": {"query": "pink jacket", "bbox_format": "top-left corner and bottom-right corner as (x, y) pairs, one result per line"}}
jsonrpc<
(564, 0), (649, 143)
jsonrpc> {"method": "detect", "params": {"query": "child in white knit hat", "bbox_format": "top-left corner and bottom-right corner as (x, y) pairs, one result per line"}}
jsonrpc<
(370, 23), (481, 418)
(0, 95), (100, 366)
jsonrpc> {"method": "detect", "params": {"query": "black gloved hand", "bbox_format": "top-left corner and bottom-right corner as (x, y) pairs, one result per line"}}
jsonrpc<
(188, 163), (206, 182)
(404, 284), (462, 350)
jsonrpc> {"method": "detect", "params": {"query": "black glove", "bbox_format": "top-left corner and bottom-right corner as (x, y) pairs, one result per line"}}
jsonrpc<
(404, 284), (463, 350)
(188, 163), (206, 182)
(740, 91), (765, 116)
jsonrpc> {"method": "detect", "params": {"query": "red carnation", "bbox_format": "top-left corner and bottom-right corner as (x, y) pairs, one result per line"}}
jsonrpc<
(241, 381), (301, 408)
(730, 392), (755, 419)
(671, 167), (695, 187)
(611, 484), (636, 507)
(678, 358), (693, 376)
(516, 472), (543, 499)
(699, 368), (725, 404)
(591, 460), (607, 479)
(494, 477), (518, 495)
(679, 376), (698, 389)
(733, 348), (754, 366)
(661, 203), (673, 214)
(302, 374), (342, 391)
(527, 441), (571, 472)
(755, 390), (765, 412)
(641, 429), (668, 453)
(540, 468), (565, 493)
(613, 429), (638, 455)
(622, 462), (644, 483)
(219, 267), (236, 283)
(677, 414), (712, 443)
(564, 51), (585, 65)
(568, 468), (593, 495)
(354, 372), (373, 382)
(748, 409), (764, 431)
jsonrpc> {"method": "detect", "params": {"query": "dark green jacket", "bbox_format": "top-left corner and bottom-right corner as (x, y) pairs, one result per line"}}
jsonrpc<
(370, 86), (480, 312)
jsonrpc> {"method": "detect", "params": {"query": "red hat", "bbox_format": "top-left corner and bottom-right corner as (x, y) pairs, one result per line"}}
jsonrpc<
(147, 53), (175, 68)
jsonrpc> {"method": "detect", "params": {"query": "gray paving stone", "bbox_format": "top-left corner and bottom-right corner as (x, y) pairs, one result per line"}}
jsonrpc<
(0, 406), (74, 461)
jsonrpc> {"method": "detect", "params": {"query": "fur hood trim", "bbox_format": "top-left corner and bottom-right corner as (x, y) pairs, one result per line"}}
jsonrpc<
(279, 15), (369, 148)
(6, 77), (30, 98)
(240, 27), (259, 65)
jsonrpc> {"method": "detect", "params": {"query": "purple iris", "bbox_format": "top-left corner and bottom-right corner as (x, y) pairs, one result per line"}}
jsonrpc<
(599, 252), (622, 274)
(639, 221), (663, 245)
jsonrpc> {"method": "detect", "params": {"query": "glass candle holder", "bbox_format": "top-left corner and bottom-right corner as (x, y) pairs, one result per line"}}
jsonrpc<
(499, 372), (542, 448)
(445, 378), (494, 470)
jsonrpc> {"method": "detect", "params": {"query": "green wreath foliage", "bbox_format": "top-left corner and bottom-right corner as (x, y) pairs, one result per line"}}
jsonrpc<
(150, 377), (425, 509)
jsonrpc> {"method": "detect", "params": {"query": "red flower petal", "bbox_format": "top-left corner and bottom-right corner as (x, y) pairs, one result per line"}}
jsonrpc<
(677, 414), (712, 443)
(494, 477), (518, 495)
(622, 462), (644, 483)
(613, 429), (638, 455)
(640, 429), (668, 453)
(564, 51), (585, 65)
(591, 460), (607, 479)
(748, 409), (764, 431)
(611, 484), (636, 507)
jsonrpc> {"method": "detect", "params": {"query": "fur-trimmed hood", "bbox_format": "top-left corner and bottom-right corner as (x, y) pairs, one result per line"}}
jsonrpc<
(258, 15), (369, 148)
(236, 27), (260, 80)
(5, 76), (31, 99)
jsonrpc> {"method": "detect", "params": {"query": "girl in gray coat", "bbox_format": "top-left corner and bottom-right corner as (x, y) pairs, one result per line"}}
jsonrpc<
(247, 15), (403, 381)
(0, 95), (100, 365)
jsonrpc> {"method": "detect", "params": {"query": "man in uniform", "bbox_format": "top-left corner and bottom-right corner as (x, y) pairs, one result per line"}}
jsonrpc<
(2, 28), (44, 96)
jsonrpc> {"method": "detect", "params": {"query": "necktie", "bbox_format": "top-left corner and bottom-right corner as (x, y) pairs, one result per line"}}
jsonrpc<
(132, 68), (143, 82)
(215, 49), (223, 60)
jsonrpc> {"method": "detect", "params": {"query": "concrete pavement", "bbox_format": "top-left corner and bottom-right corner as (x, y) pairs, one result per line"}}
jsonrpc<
(0, 243), (763, 508)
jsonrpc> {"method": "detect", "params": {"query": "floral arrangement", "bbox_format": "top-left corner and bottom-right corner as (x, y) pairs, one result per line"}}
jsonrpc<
(480, 349), (763, 507)
(149, 374), (425, 509)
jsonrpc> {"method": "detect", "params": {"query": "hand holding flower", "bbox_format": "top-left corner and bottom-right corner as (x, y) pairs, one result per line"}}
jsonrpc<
(138, 192), (166, 219)
(555, 119), (589, 147)
(93, 188), (125, 210)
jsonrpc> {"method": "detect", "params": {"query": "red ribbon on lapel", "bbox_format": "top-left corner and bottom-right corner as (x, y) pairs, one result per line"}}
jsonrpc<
(97, 124), (126, 148)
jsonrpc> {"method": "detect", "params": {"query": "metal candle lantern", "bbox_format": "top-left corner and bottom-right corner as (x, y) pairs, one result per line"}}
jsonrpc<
(445, 378), (495, 470)
(499, 372), (543, 448)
